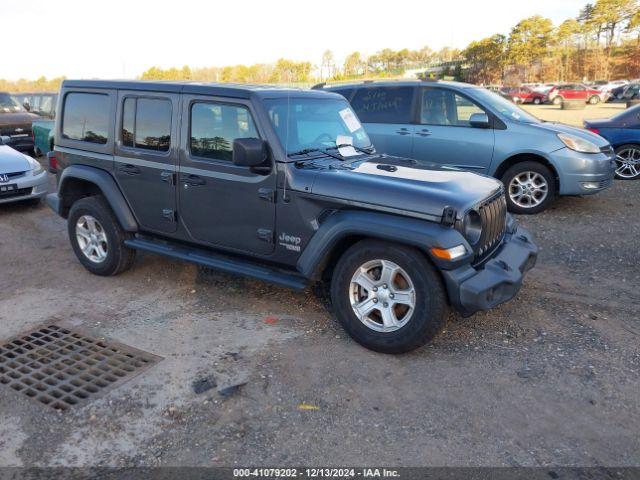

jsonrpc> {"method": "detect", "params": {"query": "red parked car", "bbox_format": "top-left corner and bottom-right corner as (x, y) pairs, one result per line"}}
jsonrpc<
(510, 86), (546, 105)
(547, 84), (604, 105)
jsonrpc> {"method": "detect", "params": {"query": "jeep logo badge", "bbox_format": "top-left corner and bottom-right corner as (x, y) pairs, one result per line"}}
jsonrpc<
(0, 174), (9, 183)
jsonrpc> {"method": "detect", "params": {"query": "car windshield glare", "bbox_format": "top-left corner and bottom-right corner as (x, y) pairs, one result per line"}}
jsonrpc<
(0, 93), (24, 113)
(472, 88), (541, 124)
(263, 97), (372, 157)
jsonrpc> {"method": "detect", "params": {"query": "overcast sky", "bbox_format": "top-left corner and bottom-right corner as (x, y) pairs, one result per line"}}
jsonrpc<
(2, 0), (591, 80)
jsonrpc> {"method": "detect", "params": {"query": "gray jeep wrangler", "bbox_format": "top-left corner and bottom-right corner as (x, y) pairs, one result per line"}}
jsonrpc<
(47, 80), (538, 353)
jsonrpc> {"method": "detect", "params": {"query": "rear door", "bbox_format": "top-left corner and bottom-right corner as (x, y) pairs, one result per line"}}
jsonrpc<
(348, 86), (416, 158)
(178, 95), (276, 255)
(411, 87), (494, 172)
(114, 91), (179, 234)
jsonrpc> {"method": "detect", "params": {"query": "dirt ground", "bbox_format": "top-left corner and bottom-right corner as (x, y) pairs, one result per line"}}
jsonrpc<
(1, 115), (639, 468)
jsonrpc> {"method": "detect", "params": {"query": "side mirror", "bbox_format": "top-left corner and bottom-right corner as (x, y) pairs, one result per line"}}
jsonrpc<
(469, 112), (490, 129)
(233, 138), (269, 169)
(23, 101), (30, 111)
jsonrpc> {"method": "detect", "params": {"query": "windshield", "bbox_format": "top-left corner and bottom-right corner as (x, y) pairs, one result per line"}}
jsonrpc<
(471, 88), (541, 124)
(263, 97), (372, 157)
(0, 93), (25, 113)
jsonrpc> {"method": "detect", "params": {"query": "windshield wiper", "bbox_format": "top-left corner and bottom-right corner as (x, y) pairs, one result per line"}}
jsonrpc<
(289, 147), (344, 163)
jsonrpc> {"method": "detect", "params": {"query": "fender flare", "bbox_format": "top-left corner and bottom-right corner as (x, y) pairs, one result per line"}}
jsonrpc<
(57, 164), (138, 232)
(297, 210), (470, 279)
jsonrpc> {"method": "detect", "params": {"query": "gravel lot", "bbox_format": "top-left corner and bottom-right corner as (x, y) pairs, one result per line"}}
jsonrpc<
(0, 107), (638, 468)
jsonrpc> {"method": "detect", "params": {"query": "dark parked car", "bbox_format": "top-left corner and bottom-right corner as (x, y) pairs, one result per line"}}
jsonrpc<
(13, 92), (58, 119)
(46, 80), (537, 353)
(585, 104), (640, 179)
(0, 92), (38, 153)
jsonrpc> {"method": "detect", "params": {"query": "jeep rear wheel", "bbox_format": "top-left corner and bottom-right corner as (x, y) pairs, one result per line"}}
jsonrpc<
(68, 196), (136, 276)
(330, 240), (448, 353)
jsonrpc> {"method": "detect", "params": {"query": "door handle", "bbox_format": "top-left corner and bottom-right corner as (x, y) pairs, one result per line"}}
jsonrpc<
(396, 128), (411, 136)
(416, 129), (432, 137)
(160, 171), (175, 185)
(181, 174), (206, 187)
(119, 164), (140, 175)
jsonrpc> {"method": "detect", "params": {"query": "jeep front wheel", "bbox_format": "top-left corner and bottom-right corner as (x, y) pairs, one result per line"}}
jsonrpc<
(330, 240), (448, 354)
(68, 196), (136, 276)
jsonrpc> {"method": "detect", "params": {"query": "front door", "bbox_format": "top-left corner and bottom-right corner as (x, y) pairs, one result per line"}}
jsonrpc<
(114, 91), (179, 234)
(412, 87), (495, 173)
(178, 95), (276, 255)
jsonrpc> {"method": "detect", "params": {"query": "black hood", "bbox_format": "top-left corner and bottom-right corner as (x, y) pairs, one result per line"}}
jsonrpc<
(308, 155), (502, 220)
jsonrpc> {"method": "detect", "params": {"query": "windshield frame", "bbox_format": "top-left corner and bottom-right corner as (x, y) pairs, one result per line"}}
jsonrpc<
(469, 87), (542, 124)
(261, 95), (373, 161)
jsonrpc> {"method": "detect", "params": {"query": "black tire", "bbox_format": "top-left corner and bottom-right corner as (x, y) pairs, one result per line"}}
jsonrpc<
(501, 161), (556, 214)
(67, 196), (135, 276)
(588, 95), (600, 105)
(330, 240), (449, 354)
(613, 144), (640, 180)
(552, 96), (563, 105)
(533, 97), (542, 105)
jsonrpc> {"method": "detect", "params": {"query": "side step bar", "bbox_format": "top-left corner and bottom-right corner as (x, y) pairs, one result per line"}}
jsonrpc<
(124, 237), (308, 291)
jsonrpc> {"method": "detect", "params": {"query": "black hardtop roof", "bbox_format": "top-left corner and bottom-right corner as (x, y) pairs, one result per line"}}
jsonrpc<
(61, 79), (342, 100)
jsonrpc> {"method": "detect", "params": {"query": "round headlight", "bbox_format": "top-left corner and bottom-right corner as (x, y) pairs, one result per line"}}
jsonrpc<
(463, 210), (482, 245)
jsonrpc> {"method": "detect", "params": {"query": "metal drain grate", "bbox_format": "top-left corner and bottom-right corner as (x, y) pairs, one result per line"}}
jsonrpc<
(0, 325), (161, 411)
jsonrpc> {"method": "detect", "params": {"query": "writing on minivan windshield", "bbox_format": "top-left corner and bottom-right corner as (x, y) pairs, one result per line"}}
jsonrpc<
(264, 98), (372, 157)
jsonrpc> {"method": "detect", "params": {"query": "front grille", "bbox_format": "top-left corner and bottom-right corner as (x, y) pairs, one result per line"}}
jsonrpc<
(0, 125), (32, 137)
(474, 193), (508, 262)
(0, 187), (32, 199)
(6, 171), (27, 179)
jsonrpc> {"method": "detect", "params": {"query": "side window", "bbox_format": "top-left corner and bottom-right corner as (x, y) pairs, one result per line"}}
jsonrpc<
(190, 102), (259, 162)
(453, 93), (486, 125)
(120, 97), (172, 152)
(421, 89), (485, 127)
(350, 87), (414, 124)
(62, 92), (110, 144)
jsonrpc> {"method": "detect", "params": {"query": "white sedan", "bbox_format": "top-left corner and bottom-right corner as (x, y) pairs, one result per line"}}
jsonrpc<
(0, 137), (48, 205)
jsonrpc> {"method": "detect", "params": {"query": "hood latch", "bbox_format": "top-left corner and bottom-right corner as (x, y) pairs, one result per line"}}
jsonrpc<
(441, 206), (457, 227)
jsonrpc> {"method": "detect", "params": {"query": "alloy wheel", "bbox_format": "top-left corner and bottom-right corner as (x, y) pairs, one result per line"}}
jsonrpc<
(349, 259), (416, 333)
(508, 171), (549, 209)
(615, 147), (640, 179)
(75, 215), (109, 263)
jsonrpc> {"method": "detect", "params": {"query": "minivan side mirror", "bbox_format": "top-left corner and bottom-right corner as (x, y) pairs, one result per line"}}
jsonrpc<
(233, 138), (269, 170)
(469, 112), (490, 129)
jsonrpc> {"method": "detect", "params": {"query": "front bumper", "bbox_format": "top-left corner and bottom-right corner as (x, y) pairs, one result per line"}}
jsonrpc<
(441, 224), (538, 316)
(551, 147), (616, 195)
(0, 170), (48, 204)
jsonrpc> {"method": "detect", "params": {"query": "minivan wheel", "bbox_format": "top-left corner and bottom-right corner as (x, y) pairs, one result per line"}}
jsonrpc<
(588, 95), (600, 105)
(68, 196), (136, 276)
(330, 240), (448, 354)
(614, 144), (640, 179)
(502, 161), (556, 214)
